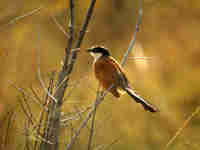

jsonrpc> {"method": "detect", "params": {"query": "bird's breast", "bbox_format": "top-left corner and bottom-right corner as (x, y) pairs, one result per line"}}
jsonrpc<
(94, 57), (120, 89)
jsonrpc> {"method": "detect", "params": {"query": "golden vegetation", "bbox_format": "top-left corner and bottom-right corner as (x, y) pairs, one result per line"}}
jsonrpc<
(0, 0), (200, 149)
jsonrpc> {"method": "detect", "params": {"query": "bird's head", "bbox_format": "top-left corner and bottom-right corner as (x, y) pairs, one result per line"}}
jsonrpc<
(87, 46), (110, 60)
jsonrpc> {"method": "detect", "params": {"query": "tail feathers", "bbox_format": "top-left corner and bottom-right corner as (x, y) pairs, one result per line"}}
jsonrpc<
(125, 87), (159, 113)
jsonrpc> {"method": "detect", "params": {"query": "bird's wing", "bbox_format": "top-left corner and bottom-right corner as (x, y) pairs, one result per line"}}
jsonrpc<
(108, 56), (129, 88)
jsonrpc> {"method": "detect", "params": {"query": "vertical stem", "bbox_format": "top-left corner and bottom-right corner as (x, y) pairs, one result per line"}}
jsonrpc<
(57, 0), (74, 86)
(87, 91), (99, 150)
(65, 0), (97, 76)
(121, 0), (143, 66)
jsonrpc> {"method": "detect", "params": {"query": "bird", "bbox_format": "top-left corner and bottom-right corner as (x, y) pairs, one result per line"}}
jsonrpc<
(87, 46), (159, 112)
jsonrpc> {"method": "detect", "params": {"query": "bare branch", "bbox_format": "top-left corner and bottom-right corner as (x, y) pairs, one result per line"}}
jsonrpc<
(9, 83), (37, 126)
(36, 29), (58, 103)
(4, 110), (15, 148)
(0, 7), (42, 31)
(63, 76), (90, 103)
(24, 120), (31, 150)
(34, 72), (56, 150)
(9, 81), (46, 110)
(40, 2), (76, 148)
(51, 15), (69, 38)
(93, 137), (120, 150)
(64, 0), (74, 69)
(92, 137), (121, 150)
(87, 102), (97, 150)
(56, 0), (75, 88)
(65, 88), (111, 150)
(87, 88), (100, 150)
(61, 105), (92, 125)
(164, 106), (200, 150)
(102, 137), (121, 150)
(18, 98), (34, 126)
(50, 1), (97, 148)
(94, 144), (105, 150)
(29, 86), (48, 111)
(121, 0), (143, 66)
(65, 0), (97, 77)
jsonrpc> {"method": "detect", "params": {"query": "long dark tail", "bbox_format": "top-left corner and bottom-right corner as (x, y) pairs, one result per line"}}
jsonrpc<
(124, 87), (159, 113)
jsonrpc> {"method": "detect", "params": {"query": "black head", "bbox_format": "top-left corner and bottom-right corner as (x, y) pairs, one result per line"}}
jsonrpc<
(87, 46), (110, 56)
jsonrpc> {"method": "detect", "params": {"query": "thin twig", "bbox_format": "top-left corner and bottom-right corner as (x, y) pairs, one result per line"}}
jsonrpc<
(0, 110), (12, 129)
(65, 0), (97, 77)
(61, 105), (92, 125)
(0, 7), (42, 31)
(24, 120), (31, 150)
(39, 74), (58, 150)
(9, 81), (45, 110)
(87, 100), (97, 150)
(94, 144), (105, 150)
(4, 110), (15, 148)
(102, 137), (121, 150)
(121, 0), (143, 66)
(87, 87), (100, 150)
(36, 29), (58, 103)
(51, 15), (69, 38)
(94, 136), (120, 150)
(63, 75), (91, 103)
(164, 106), (200, 150)
(18, 98), (34, 126)
(65, 90), (107, 150)
(56, 0), (75, 87)
(93, 136), (120, 150)
(30, 86), (48, 111)
(65, 0), (74, 69)
(34, 72), (56, 150)
(10, 84), (37, 125)
(35, 29), (58, 150)
(73, 105), (93, 132)
(30, 86), (43, 105)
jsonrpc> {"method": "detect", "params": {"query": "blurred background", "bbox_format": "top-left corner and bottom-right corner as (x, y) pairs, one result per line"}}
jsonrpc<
(0, 0), (200, 149)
